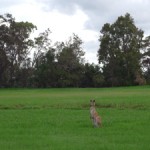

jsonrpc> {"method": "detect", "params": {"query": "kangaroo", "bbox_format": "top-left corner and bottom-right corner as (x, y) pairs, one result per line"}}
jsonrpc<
(90, 100), (102, 127)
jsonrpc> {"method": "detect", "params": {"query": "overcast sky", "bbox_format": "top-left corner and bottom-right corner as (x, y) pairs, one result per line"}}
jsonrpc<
(0, 0), (150, 64)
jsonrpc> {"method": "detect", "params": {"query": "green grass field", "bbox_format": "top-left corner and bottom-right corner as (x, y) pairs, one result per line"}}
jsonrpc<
(0, 86), (150, 150)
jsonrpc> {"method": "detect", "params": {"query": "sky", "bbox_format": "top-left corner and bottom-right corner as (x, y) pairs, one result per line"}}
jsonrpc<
(0, 0), (150, 64)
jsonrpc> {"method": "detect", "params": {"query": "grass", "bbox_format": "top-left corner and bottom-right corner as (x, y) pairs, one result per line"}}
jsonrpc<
(0, 86), (150, 150)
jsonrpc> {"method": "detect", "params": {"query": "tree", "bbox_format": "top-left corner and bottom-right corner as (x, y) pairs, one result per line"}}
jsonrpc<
(33, 29), (57, 87)
(34, 49), (56, 87)
(81, 63), (104, 87)
(141, 36), (150, 84)
(33, 28), (51, 67)
(56, 34), (85, 87)
(0, 13), (36, 87)
(98, 13), (147, 86)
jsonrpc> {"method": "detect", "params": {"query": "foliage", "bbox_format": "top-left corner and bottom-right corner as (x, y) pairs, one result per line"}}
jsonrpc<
(98, 13), (150, 86)
(0, 13), (150, 87)
(81, 63), (104, 87)
(0, 13), (36, 87)
(33, 29), (57, 87)
(56, 34), (85, 87)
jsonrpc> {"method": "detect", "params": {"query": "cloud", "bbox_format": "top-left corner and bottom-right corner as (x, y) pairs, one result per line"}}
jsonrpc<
(0, 0), (23, 8)
(36, 0), (150, 63)
(37, 0), (150, 34)
(1, 0), (150, 64)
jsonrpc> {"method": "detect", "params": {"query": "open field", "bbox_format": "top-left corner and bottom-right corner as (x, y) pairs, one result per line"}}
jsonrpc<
(0, 86), (150, 150)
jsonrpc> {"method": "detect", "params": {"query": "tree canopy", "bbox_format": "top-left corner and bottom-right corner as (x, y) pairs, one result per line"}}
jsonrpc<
(0, 13), (150, 88)
(98, 13), (150, 86)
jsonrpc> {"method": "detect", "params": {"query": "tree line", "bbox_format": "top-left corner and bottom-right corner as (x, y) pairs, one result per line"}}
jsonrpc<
(0, 13), (150, 88)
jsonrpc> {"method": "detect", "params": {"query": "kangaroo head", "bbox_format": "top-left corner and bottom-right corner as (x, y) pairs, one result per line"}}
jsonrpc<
(90, 99), (96, 107)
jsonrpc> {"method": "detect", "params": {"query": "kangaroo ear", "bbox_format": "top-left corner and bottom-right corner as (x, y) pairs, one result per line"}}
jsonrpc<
(90, 100), (92, 102)
(93, 100), (95, 102)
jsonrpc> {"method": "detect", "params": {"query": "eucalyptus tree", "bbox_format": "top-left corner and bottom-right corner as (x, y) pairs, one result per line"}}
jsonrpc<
(142, 36), (150, 84)
(98, 13), (148, 86)
(0, 13), (36, 87)
(33, 29), (57, 87)
(56, 34), (85, 87)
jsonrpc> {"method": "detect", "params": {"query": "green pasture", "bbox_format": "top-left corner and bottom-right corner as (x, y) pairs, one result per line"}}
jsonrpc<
(0, 86), (150, 150)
